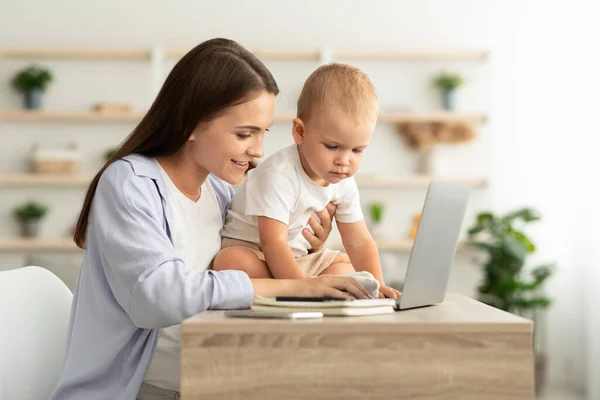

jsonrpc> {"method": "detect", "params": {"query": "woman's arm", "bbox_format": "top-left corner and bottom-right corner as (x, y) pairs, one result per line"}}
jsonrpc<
(93, 165), (254, 329)
(250, 275), (370, 299)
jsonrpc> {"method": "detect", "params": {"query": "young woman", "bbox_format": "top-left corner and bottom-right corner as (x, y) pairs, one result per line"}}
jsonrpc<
(49, 38), (369, 400)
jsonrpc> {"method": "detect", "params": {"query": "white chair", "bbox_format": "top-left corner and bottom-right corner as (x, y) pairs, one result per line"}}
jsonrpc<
(0, 266), (73, 400)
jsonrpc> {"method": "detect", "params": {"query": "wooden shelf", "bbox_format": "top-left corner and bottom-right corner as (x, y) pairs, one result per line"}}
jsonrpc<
(0, 174), (92, 187)
(166, 49), (487, 62)
(0, 46), (486, 62)
(0, 238), (81, 253)
(378, 112), (487, 124)
(0, 110), (145, 122)
(355, 175), (488, 189)
(332, 238), (468, 252)
(0, 47), (152, 60)
(0, 237), (468, 253)
(334, 50), (488, 61)
(0, 110), (486, 124)
(164, 48), (322, 61)
(0, 174), (487, 188)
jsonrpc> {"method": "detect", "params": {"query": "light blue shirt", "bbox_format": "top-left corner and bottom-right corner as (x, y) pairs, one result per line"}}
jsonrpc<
(50, 154), (254, 400)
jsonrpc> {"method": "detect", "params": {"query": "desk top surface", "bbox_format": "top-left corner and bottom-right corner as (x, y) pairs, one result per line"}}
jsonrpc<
(182, 293), (532, 335)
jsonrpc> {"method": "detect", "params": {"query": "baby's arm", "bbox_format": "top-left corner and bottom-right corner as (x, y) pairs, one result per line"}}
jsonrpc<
(258, 216), (304, 279)
(337, 220), (384, 283)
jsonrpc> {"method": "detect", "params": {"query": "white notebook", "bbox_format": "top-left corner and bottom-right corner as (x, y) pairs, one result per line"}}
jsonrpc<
(251, 304), (395, 316)
(253, 295), (396, 308)
(252, 296), (397, 316)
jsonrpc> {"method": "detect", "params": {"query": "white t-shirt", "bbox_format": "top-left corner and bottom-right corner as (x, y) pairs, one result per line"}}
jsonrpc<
(144, 164), (223, 391)
(221, 145), (364, 257)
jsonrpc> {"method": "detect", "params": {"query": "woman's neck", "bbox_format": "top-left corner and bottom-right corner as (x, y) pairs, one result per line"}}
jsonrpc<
(156, 151), (208, 202)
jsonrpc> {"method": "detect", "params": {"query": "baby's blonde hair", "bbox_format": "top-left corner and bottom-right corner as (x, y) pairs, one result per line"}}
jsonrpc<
(297, 63), (379, 124)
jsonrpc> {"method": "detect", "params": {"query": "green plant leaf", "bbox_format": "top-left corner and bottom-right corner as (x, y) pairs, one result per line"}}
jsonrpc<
(502, 235), (527, 263)
(368, 202), (385, 223)
(13, 201), (49, 221)
(501, 208), (541, 223)
(432, 72), (464, 92)
(466, 207), (555, 314)
(508, 229), (536, 253)
(12, 65), (54, 93)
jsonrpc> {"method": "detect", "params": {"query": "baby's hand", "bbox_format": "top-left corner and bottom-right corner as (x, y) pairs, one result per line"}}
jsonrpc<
(378, 285), (402, 299)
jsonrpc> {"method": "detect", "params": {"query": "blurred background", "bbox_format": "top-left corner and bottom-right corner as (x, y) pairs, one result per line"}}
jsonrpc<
(0, 1), (598, 399)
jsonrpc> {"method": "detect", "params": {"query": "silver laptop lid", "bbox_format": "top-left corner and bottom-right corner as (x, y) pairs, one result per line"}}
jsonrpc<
(398, 180), (471, 310)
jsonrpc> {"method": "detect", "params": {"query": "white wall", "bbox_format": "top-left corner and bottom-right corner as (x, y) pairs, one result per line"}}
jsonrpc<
(0, 0), (494, 288)
(2, 0), (593, 393)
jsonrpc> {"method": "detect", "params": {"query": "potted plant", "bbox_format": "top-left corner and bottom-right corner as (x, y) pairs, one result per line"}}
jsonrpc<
(367, 202), (385, 238)
(432, 72), (463, 110)
(467, 207), (554, 394)
(13, 201), (49, 237)
(12, 65), (54, 109)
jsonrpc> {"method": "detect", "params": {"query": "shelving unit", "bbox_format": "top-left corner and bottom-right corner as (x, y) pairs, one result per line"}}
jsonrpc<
(0, 110), (145, 122)
(0, 237), (469, 253)
(0, 47), (152, 60)
(0, 46), (485, 62)
(330, 238), (469, 252)
(0, 44), (490, 255)
(0, 238), (80, 253)
(354, 175), (488, 189)
(0, 173), (487, 189)
(333, 49), (488, 61)
(0, 109), (487, 124)
(0, 174), (93, 187)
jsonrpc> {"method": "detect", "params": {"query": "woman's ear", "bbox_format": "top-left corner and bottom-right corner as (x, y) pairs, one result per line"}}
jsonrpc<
(292, 118), (305, 145)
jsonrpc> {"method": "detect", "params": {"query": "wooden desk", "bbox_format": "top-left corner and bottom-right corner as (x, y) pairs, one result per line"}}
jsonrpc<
(181, 293), (534, 400)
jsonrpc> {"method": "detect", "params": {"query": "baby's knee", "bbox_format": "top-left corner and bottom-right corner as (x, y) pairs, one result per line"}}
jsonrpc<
(213, 248), (247, 271)
(212, 247), (269, 278)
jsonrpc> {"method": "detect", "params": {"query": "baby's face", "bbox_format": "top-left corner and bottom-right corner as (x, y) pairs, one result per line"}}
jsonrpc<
(295, 106), (376, 186)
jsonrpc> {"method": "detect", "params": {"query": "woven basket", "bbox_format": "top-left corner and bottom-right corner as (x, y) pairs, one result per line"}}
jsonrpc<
(31, 159), (80, 174)
(30, 144), (81, 175)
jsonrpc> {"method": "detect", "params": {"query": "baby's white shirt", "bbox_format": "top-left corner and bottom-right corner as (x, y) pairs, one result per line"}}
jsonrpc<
(221, 145), (364, 257)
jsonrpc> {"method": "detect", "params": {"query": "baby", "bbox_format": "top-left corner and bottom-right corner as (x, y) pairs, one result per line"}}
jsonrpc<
(213, 63), (400, 299)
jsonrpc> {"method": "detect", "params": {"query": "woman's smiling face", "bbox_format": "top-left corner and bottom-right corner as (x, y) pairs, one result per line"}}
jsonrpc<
(186, 90), (276, 185)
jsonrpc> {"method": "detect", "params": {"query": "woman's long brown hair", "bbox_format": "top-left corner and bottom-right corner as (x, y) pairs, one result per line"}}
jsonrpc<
(74, 38), (279, 249)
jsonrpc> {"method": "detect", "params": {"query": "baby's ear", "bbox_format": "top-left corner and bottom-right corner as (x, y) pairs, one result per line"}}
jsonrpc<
(292, 118), (305, 145)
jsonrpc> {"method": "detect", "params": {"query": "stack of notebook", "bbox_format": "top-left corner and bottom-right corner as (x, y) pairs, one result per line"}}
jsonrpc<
(251, 295), (397, 317)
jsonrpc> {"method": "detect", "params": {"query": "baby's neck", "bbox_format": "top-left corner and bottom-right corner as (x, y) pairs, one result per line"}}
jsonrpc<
(296, 146), (329, 187)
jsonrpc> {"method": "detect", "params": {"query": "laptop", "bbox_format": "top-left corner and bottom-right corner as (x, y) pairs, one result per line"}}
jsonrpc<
(246, 180), (471, 316)
(392, 180), (471, 310)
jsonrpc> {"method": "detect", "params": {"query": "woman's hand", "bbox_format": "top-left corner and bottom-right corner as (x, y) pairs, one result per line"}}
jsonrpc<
(303, 203), (336, 253)
(251, 274), (370, 300)
(291, 275), (371, 300)
(378, 285), (402, 299)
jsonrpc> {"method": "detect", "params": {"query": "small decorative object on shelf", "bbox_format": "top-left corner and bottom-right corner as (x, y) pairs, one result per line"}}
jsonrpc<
(367, 202), (385, 239)
(31, 142), (81, 175)
(432, 71), (464, 111)
(467, 207), (554, 395)
(13, 200), (49, 238)
(396, 120), (476, 175)
(92, 102), (133, 113)
(11, 64), (54, 110)
(104, 146), (118, 161)
(408, 212), (421, 240)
